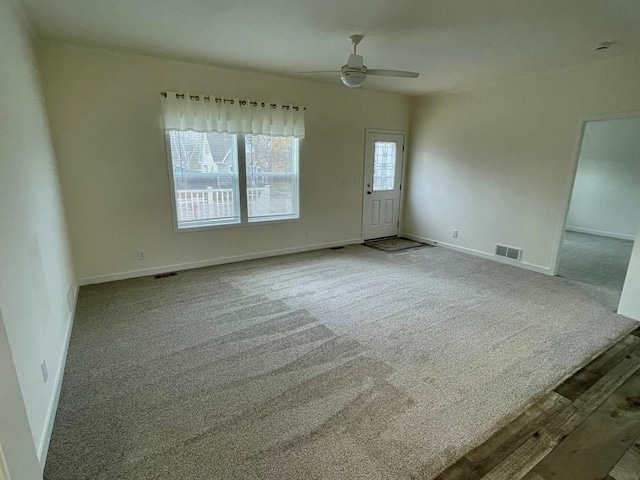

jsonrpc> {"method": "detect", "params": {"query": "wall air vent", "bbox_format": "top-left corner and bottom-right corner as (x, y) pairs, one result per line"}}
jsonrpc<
(495, 244), (522, 261)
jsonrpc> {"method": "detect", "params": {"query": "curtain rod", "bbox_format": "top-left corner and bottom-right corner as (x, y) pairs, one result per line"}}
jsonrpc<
(160, 92), (305, 111)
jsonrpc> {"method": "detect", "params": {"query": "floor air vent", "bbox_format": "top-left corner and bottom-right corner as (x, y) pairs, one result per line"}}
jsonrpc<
(495, 244), (522, 261)
(154, 272), (177, 279)
(329, 246), (345, 250)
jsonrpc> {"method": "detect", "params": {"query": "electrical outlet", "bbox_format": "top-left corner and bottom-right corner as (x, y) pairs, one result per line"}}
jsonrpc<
(452, 229), (459, 238)
(137, 250), (145, 261)
(41, 360), (48, 383)
(304, 231), (309, 239)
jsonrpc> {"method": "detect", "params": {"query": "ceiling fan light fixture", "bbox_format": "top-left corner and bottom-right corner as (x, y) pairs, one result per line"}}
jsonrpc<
(341, 70), (366, 88)
(301, 35), (418, 88)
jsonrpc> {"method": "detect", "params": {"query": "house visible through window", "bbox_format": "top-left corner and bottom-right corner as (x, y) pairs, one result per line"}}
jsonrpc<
(167, 131), (300, 230)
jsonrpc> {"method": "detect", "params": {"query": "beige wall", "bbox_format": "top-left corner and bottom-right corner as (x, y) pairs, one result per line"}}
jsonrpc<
(0, 0), (75, 472)
(567, 117), (640, 240)
(405, 54), (640, 274)
(37, 41), (411, 283)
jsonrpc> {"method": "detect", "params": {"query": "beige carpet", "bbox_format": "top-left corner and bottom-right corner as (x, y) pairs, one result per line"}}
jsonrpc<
(45, 245), (637, 479)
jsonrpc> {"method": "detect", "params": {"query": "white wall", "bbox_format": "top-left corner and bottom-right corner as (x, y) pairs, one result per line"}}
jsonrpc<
(405, 54), (640, 274)
(0, 310), (42, 480)
(567, 117), (640, 240)
(619, 235), (640, 321)
(36, 41), (411, 283)
(0, 0), (76, 471)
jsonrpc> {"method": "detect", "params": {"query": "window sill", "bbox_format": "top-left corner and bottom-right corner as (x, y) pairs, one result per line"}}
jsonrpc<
(174, 215), (300, 233)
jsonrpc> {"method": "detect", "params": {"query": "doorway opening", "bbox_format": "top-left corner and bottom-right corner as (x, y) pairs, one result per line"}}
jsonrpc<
(557, 116), (639, 311)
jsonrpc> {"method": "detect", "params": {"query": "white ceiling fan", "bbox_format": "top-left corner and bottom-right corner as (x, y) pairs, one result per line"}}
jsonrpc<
(306, 35), (419, 88)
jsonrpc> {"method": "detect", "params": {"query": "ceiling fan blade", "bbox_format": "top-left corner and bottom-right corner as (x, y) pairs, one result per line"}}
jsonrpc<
(367, 69), (419, 78)
(294, 70), (340, 74)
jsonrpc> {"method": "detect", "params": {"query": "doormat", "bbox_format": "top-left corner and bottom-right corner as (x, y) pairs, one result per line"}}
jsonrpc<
(363, 237), (431, 253)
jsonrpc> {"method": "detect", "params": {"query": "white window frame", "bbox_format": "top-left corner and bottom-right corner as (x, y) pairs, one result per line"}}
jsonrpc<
(164, 132), (300, 233)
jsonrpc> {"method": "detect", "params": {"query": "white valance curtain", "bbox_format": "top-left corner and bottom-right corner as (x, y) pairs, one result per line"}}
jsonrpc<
(160, 91), (305, 138)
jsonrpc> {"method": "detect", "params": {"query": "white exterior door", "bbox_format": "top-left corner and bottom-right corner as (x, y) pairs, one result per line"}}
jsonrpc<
(362, 131), (405, 240)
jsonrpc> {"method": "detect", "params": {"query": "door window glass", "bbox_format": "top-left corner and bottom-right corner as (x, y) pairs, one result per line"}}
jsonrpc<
(373, 141), (396, 191)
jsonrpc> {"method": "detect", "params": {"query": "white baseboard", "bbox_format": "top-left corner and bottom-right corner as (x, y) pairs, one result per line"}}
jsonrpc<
(79, 239), (363, 286)
(565, 226), (636, 241)
(402, 233), (553, 275)
(37, 283), (77, 468)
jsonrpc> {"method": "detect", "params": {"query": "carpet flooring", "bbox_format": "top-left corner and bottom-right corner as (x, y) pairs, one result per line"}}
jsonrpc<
(436, 328), (640, 479)
(45, 245), (637, 479)
(558, 231), (634, 312)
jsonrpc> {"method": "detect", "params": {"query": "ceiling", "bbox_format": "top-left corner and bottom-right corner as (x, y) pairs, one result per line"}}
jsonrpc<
(19, 0), (640, 95)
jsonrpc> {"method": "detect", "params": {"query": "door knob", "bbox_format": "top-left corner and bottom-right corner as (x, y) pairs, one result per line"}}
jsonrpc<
(367, 191), (372, 195)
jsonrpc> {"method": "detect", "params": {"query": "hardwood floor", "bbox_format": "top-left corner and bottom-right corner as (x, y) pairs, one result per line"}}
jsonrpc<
(434, 326), (640, 480)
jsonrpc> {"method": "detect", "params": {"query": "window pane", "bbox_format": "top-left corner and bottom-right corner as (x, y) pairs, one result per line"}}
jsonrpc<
(373, 141), (396, 191)
(245, 135), (299, 221)
(168, 131), (240, 228)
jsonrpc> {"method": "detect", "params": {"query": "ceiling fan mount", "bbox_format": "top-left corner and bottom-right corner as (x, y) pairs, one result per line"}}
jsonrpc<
(349, 34), (364, 50)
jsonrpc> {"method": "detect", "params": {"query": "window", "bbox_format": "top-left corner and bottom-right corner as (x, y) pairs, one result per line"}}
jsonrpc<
(245, 135), (299, 222)
(167, 131), (299, 230)
(372, 141), (397, 191)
